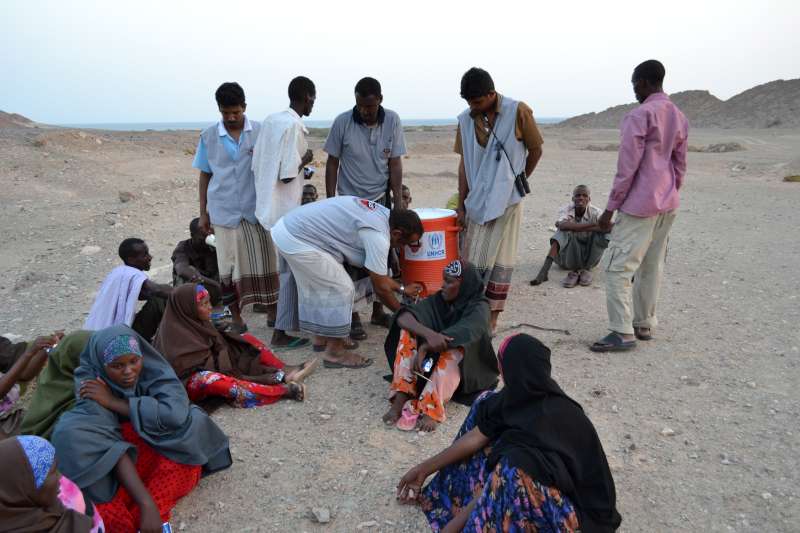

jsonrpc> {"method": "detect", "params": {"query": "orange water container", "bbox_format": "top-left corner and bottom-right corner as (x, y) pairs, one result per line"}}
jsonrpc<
(400, 208), (461, 296)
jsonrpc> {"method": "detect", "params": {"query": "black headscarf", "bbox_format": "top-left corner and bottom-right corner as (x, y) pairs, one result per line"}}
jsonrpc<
(476, 334), (622, 532)
(384, 260), (498, 396)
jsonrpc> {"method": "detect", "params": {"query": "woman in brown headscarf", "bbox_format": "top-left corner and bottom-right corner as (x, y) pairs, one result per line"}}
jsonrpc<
(154, 283), (318, 407)
(0, 435), (103, 532)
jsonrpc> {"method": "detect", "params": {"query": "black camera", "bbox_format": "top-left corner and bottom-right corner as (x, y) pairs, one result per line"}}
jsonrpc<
(514, 172), (531, 197)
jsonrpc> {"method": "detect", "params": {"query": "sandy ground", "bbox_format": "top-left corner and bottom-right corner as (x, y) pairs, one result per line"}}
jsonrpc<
(1, 123), (799, 532)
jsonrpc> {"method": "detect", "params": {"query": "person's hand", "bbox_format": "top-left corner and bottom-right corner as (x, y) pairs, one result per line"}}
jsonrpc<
(301, 149), (314, 166)
(79, 378), (117, 410)
(199, 212), (213, 235)
(413, 343), (429, 373)
(397, 464), (429, 504)
(455, 207), (466, 231)
(24, 333), (62, 359)
(425, 332), (453, 354)
(403, 282), (424, 299)
(138, 500), (162, 533)
(598, 210), (614, 232)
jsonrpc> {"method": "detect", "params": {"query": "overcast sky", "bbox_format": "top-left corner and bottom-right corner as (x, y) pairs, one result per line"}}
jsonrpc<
(2, 0), (797, 124)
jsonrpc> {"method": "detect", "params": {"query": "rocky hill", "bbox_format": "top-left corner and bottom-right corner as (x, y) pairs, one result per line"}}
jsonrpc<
(0, 110), (38, 129)
(559, 79), (800, 129)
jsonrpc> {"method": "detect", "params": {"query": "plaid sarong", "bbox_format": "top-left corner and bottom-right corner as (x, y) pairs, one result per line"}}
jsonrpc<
(213, 220), (279, 308)
(463, 202), (521, 312)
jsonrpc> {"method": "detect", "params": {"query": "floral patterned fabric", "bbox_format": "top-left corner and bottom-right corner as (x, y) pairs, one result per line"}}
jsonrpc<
(101, 334), (142, 364)
(58, 475), (105, 533)
(0, 371), (21, 418)
(185, 341), (288, 408)
(390, 329), (463, 422)
(16, 435), (55, 489)
(420, 391), (580, 532)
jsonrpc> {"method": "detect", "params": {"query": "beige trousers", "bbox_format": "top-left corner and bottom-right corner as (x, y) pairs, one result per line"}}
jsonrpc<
(604, 211), (677, 335)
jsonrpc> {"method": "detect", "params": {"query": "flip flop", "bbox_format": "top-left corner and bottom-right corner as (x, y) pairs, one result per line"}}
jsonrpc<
(323, 357), (373, 369)
(590, 332), (637, 352)
(396, 401), (419, 431)
(272, 337), (310, 350)
(634, 327), (653, 341)
(313, 340), (359, 353)
(350, 320), (368, 341)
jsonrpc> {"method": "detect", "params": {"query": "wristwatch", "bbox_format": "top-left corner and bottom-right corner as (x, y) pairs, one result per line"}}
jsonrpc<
(398, 283), (405, 296)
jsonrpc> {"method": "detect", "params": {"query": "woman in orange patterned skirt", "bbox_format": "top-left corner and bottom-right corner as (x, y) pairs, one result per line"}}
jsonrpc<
(383, 260), (498, 432)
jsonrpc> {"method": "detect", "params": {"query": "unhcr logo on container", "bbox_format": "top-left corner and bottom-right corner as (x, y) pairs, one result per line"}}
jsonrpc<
(425, 231), (446, 259)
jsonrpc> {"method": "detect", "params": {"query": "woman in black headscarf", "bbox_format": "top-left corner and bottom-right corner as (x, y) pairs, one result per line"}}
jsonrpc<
(397, 334), (622, 533)
(383, 259), (498, 432)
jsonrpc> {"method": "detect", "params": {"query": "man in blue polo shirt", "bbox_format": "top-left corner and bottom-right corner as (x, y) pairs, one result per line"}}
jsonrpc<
(323, 77), (407, 336)
(195, 82), (279, 332)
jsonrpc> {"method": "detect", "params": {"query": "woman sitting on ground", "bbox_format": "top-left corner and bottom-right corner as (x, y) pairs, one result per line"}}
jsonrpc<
(19, 331), (92, 439)
(0, 435), (105, 532)
(397, 334), (622, 532)
(52, 325), (232, 533)
(1, 332), (62, 440)
(383, 259), (498, 432)
(154, 283), (318, 407)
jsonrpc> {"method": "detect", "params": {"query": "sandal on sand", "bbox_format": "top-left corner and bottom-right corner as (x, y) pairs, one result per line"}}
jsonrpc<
(273, 337), (310, 350)
(590, 332), (637, 352)
(313, 339), (359, 353)
(323, 357), (373, 369)
(396, 401), (419, 431)
(634, 327), (653, 341)
(287, 381), (305, 401)
(350, 320), (368, 341)
(370, 313), (392, 328)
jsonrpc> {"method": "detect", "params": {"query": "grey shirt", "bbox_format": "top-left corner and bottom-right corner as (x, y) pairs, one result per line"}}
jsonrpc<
(281, 196), (391, 274)
(323, 108), (407, 200)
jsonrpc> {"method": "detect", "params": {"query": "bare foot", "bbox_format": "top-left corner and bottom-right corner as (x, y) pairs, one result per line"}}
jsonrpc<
(323, 350), (373, 369)
(417, 414), (439, 432)
(284, 358), (320, 383)
(287, 381), (305, 401)
(383, 393), (410, 426)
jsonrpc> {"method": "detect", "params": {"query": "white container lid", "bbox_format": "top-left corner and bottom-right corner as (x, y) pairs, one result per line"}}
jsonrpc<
(412, 207), (456, 220)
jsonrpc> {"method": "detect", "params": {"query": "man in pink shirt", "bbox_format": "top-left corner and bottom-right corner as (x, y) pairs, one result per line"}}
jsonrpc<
(591, 60), (689, 352)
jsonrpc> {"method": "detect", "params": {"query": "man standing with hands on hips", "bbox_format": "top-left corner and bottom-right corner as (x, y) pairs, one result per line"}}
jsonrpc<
(591, 60), (688, 352)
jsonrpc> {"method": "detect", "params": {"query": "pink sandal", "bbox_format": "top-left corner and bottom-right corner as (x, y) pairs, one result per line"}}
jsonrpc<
(395, 400), (419, 431)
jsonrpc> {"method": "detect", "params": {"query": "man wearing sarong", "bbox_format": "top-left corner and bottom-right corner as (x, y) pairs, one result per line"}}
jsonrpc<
(530, 185), (610, 288)
(195, 82), (278, 333)
(455, 68), (543, 331)
(323, 77), (407, 337)
(271, 197), (423, 369)
(252, 76), (316, 349)
(591, 60), (688, 352)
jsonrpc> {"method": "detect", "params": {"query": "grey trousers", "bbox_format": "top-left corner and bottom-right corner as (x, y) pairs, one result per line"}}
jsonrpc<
(552, 230), (609, 271)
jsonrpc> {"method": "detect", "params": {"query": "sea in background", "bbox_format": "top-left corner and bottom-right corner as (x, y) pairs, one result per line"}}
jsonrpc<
(61, 117), (565, 131)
